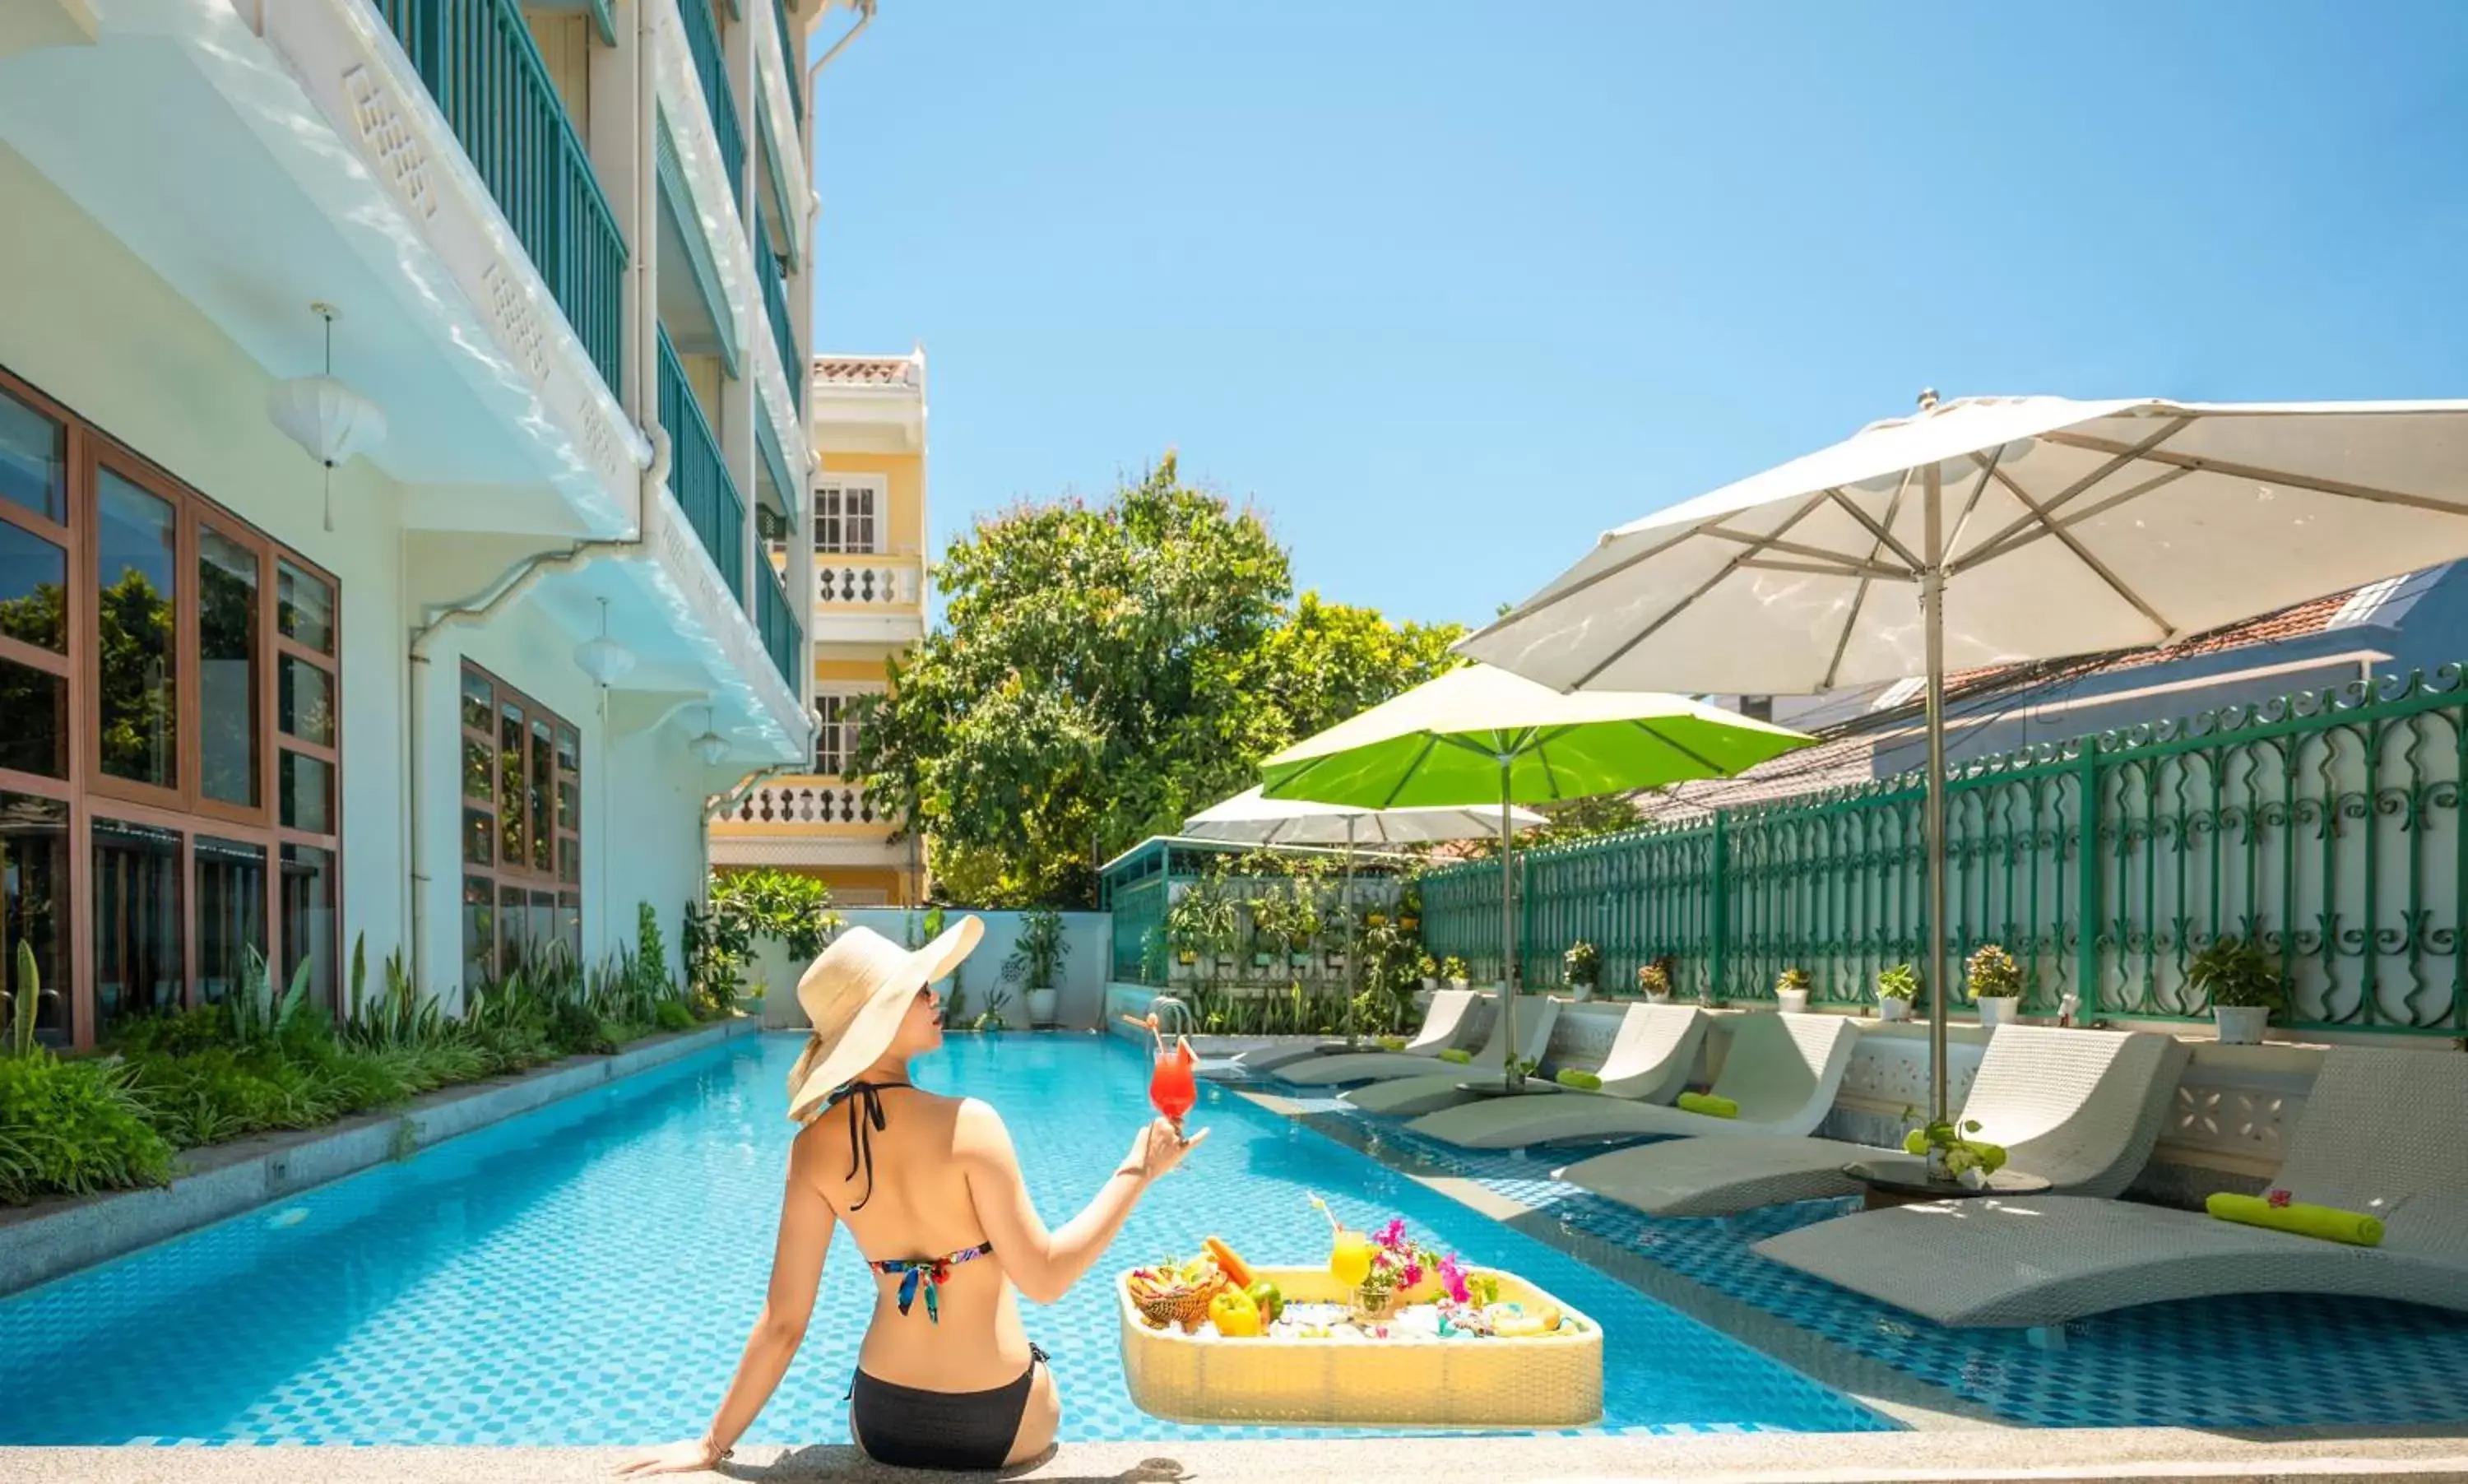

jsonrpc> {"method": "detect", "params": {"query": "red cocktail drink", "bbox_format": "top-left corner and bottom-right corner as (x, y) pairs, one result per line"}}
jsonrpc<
(1149, 1040), (1197, 1127)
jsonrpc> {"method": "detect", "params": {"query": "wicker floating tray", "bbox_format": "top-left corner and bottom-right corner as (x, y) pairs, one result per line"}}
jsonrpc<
(1117, 1265), (1603, 1429)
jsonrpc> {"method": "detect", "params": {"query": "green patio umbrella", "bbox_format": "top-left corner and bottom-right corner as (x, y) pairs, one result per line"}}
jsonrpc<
(1260, 663), (1815, 1086)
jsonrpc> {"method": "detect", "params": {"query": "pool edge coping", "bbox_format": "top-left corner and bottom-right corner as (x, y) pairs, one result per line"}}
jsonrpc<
(0, 1018), (758, 1298)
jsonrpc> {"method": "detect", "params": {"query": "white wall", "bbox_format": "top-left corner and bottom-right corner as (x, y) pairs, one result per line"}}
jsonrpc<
(0, 141), (411, 972)
(758, 910), (1113, 1031)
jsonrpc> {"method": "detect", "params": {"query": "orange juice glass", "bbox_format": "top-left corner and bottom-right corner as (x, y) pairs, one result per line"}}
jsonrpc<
(1329, 1230), (1375, 1289)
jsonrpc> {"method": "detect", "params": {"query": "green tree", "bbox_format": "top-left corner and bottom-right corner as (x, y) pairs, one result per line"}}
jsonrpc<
(852, 457), (1464, 907)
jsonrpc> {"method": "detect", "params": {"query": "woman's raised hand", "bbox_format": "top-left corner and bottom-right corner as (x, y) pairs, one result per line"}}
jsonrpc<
(1122, 1116), (1207, 1182)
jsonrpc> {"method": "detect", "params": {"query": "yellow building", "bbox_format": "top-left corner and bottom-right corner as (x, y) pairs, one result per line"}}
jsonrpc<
(710, 350), (929, 904)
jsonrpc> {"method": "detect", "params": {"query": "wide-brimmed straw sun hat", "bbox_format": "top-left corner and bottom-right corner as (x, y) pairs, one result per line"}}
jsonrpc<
(786, 916), (983, 1122)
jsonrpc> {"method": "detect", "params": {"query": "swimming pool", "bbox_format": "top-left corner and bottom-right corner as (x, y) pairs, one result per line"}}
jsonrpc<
(0, 1034), (1883, 1445)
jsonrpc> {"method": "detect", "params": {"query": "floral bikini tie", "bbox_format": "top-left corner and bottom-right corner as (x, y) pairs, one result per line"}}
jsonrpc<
(828, 1080), (996, 1326)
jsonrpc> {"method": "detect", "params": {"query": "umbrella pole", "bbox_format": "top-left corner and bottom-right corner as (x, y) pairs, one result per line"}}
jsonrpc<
(1343, 817), (1359, 1049)
(1923, 463), (1952, 1129)
(1499, 758), (1521, 1091)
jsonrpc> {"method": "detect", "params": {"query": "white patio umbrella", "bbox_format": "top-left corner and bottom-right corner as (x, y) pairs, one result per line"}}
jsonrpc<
(1183, 787), (1547, 1046)
(1463, 393), (2468, 1125)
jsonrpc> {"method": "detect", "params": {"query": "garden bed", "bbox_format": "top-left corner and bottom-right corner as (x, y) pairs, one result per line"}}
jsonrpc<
(0, 1018), (754, 1296)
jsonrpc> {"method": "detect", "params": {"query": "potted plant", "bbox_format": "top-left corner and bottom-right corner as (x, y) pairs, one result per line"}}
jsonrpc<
(1636, 959), (1673, 1004)
(1774, 966), (1812, 1014)
(1417, 952), (1440, 993)
(1562, 941), (1602, 1001)
(1876, 962), (1918, 1023)
(2186, 934), (2285, 1045)
(1966, 944), (2023, 1027)
(1009, 907), (1069, 1028)
(1439, 956), (1469, 991)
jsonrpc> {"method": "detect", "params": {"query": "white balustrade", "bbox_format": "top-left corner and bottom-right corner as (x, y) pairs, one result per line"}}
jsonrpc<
(731, 781), (882, 827)
(814, 561), (920, 606)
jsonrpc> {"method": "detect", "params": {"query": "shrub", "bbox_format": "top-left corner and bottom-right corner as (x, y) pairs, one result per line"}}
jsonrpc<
(2187, 935), (2287, 1015)
(654, 1000), (695, 1032)
(1965, 944), (2022, 999)
(0, 1052), (175, 1204)
(1877, 963), (1920, 1001)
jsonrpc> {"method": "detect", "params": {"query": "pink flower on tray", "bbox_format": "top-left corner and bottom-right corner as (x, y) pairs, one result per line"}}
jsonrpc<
(1376, 1218), (1408, 1251)
(2267, 1188), (2293, 1208)
(1401, 1260), (1424, 1289)
(1438, 1254), (1469, 1305)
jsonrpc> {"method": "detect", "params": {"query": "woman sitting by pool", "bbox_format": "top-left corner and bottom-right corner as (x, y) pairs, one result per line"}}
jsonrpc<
(619, 916), (1204, 1475)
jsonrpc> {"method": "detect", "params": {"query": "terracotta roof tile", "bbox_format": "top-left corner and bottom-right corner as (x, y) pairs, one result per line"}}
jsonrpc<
(812, 356), (918, 387)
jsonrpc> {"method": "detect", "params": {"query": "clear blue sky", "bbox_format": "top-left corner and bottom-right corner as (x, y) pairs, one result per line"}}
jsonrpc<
(807, 2), (2468, 632)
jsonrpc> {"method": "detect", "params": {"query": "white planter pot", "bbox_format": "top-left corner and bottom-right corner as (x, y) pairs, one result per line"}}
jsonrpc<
(1421, 976), (1437, 992)
(1877, 996), (1913, 1023)
(1644, 990), (1672, 1005)
(1025, 987), (1059, 1027)
(1775, 989), (1810, 1014)
(1446, 978), (1469, 992)
(1975, 995), (2020, 1028)
(1570, 981), (1596, 1002)
(2213, 1004), (2270, 1045)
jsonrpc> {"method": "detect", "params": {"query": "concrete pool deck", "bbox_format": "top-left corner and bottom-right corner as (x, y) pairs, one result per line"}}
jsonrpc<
(9, 1429), (2468, 1483)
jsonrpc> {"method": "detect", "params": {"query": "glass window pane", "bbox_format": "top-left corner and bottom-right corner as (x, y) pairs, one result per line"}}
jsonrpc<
(498, 882), (528, 972)
(528, 719), (552, 872)
(529, 889), (554, 968)
(277, 559), (333, 653)
(281, 842), (336, 1012)
(0, 656), (66, 778)
(94, 818), (183, 1034)
(0, 387), (64, 523)
(1, 791), (70, 1044)
(196, 836), (267, 1004)
(556, 892), (581, 965)
(462, 807), (494, 865)
(461, 735), (492, 803)
(0, 521), (66, 652)
(499, 703), (525, 870)
(558, 833), (580, 885)
(557, 778), (578, 832)
(96, 471), (179, 789)
(462, 875), (497, 993)
(198, 527), (261, 808)
(459, 668), (492, 731)
(279, 750), (332, 834)
(555, 724), (579, 777)
(280, 656), (334, 747)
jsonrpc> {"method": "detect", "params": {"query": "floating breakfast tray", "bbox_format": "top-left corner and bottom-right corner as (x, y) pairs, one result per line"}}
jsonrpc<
(1117, 1265), (1603, 1429)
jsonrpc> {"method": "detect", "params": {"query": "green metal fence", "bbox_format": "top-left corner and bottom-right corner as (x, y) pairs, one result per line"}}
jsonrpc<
(676, 0), (749, 194)
(656, 328), (745, 599)
(756, 560), (799, 693)
(1097, 837), (1415, 985)
(375, 0), (628, 393)
(758, 247), (801, 410)
(773, 0), (805, 128)
(1422, 670), (2468, 1036)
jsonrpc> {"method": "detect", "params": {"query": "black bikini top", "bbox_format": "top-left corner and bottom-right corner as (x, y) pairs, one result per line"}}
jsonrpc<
(827, 1079), (908, 1212)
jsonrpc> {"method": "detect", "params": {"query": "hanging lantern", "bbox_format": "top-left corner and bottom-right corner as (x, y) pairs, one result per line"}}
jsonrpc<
(573, 596), (635, 686)
(689, 704), (731, 766)
(267, 304), (387, 532)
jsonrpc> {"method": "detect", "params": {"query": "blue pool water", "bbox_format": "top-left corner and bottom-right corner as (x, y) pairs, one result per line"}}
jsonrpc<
(0, 1035), (1883, 1445)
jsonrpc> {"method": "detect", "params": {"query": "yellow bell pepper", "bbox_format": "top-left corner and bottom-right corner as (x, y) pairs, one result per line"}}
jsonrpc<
(1207, 1285), (1262, 1337)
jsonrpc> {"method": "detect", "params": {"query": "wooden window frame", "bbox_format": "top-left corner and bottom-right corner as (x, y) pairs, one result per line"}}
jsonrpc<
(457, 661), (581, 987)
(812, 476), (881, 555)
(0, 361), (343, 1049)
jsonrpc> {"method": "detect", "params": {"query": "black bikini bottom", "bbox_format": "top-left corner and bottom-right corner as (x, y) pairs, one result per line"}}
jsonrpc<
(849, 1344), (1049, 1472)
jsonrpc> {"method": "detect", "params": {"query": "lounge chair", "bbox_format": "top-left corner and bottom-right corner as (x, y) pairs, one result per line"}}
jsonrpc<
(1276, 992), (1521, 1086)
(1339, 997), (1568, 1117)
(1753, 1046), (2468, 1326)
(1382, 1011), (1858, 1143)
(1401, 1004), (1710, 1148)
(1235, 989), (1475, 1075)
(1556, 1024), (2187, 1215)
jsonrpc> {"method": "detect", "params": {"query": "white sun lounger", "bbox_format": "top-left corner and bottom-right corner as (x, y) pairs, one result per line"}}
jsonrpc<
(1378, 1010), (1857, 1143)
(1236, 989), (1476, 1075)
(1401, 1004), (1710, 1148)
(1753, 1046), (2468, 1326)
(1277, 991), (1516, 1086)
(1556, 1024), (2187, 1216)
(1339, 998), (1569, 1117)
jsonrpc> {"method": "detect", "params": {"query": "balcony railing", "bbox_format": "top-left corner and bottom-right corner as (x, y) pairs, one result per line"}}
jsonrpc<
(815, 560), (921, 606)
(756, 561), (799, 693)
(727, 781), (879, 826)
(676, 0), (748, 197)
(657, 327), (745, 599)
(376, 0), (626, 392)
(759, 248), (800, 410)
(773, 0), (804, 128)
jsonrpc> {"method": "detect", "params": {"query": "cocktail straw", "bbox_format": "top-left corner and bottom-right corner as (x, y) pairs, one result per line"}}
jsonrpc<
(1116, 1013), (1167, 1055)
(1308, 1194), (1343, 1238)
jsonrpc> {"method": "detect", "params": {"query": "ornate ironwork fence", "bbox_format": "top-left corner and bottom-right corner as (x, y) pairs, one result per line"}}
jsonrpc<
(1422, 670), (2468, 1036)
(1098, 838), (1413, 985)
